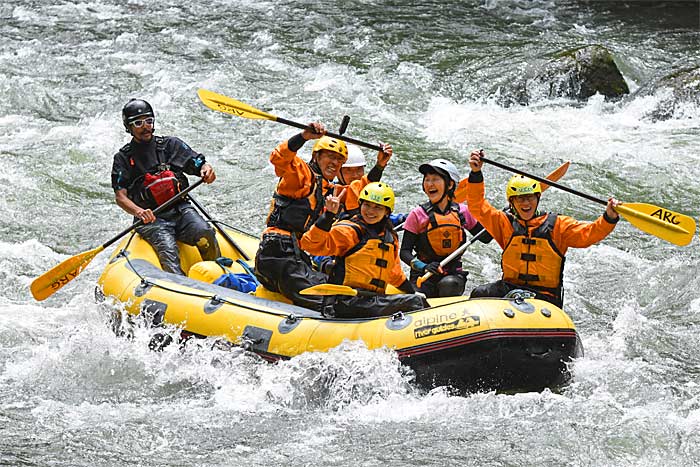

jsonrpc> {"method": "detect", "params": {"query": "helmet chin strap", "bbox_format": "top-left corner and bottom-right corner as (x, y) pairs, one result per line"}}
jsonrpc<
(337, 169), (347, 185)
(309, 159), (322, 177)
(437, 190), (448, 206)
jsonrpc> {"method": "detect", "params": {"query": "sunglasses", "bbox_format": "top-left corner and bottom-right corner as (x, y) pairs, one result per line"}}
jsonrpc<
(131, 117), (154, 128)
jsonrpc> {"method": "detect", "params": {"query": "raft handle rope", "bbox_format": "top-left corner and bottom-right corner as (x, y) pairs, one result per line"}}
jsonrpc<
(116, 232), (243, 305)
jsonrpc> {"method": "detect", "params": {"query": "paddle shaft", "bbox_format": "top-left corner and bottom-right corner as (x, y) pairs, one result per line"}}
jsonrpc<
(198, 89), (384, 153)
(187, 194), (250, 261)
(416, 228), (487, 288)
(274, 116), (383, 153)
(103, 178), (205, 250)
(442, 228), (487, 268)
(30, 178), (206, 301)
(480, 156), (607, 206)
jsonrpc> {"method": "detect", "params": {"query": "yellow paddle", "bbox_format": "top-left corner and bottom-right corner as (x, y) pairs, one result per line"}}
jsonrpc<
(416, 161), (571, 288)
(300, 284), (359, 296)
(30, 179), (205, 301)
(197, 89), (385, 153)
(480, 156), (696, 247)
(455, 161), (569, 204)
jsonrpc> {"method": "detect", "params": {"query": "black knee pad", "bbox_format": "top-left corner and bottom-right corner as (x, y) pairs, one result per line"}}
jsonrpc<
(196, 230), (220, 260)
(437, 275), (466, 297)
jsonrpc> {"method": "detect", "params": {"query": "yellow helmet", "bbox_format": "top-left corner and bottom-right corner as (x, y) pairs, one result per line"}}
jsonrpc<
(359, 182), (395, 212)
(506, 175), (541, 200)
(312, 136), (348, 162)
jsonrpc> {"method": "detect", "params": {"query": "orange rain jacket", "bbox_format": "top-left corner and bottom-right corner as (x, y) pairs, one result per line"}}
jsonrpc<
(466, 176), (616, 289)
(300, 218), (407, 293)
(263, 140), (365, 237)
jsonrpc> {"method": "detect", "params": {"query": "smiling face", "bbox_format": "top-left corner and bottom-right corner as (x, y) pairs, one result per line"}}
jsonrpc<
(315, 150), (345, 181)
(510, 193), (539, 221)
(360, 200), (390, 225)
(422, 173), (452, 204)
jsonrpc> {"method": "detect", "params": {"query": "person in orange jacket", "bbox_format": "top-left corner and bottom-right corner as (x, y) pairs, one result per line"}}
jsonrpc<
(311, 144), (394, 275)
(300, 182), (428, 318)
(466, 150), (620, 308)
(254, 122), (392, 311)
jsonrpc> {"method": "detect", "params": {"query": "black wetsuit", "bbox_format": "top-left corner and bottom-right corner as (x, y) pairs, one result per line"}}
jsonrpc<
(111, 136), (219, 274)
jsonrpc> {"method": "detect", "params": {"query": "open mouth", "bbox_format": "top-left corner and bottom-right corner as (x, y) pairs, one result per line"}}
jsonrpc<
(426, 188), (442, 200)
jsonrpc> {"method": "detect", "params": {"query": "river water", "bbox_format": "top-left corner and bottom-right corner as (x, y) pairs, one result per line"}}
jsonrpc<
(1, 0), (699, 465)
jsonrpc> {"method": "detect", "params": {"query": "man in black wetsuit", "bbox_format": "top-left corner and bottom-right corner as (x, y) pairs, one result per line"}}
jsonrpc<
(111, 98), (220, 274)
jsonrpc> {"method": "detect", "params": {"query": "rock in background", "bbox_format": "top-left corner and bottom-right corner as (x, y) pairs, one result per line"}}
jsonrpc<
(632, 66), (700, 121)
(494, 45), (630, 106)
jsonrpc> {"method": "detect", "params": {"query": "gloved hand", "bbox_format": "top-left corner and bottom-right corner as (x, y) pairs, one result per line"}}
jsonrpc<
(410, 258), (427, 272)
(425, 262), (444, 275)
(388, 213), (407, 227)
(311, 255), (335, 275)
(414, 291), (427, 299)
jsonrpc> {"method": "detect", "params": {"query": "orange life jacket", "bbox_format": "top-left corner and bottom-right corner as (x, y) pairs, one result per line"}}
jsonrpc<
(330, 217), (398, 294)
(415, 201), (466, 263)
(501, 212), (564, 297)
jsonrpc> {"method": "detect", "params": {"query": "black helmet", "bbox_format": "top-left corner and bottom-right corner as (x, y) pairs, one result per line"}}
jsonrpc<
(122, 98), (154, 131)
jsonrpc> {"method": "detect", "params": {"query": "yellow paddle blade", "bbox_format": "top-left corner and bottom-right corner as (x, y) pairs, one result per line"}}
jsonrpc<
(197, 89), (276, 121)
(454, 161), (570, 204)
(299, 284), (358, 296)
(30, 246), (104, 301)
(617, 203), (696, 246)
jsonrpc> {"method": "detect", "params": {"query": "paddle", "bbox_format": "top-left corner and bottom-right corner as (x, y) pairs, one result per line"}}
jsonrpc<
(30, 179), (205, 301)
(455, 161), (569, 204)
(479, 156), (696, 247)
(300, 284), (359, 296)
(394, 161), (572, 232)
(187, 195), (250, 261)
(415, 161), (570, 288)
(300, 283), (390, 297)
(197, 89), (384, 153)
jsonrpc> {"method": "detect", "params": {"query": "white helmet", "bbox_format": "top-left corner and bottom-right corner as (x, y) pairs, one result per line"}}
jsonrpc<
(343, 145), (366, 168)
(418, 158), (461, 186)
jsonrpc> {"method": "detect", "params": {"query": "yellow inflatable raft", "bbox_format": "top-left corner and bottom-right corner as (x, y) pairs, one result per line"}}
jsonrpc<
(96, 227), (582, 393)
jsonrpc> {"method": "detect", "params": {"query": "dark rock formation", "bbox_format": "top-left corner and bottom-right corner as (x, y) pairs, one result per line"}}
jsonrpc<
(633, 66), (700, 121)
(494, 45), (630, 106)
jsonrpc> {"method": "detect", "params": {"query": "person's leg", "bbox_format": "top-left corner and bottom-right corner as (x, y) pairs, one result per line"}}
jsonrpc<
(470, 280), (563, 307)
(277, 255), (329, 312)
(255, 234), (328, 312)
(175, 205), (220, 261)
(333, 293), (429, 318)
(136, 218), (184, 275)
(409, 270), (439, 298)
(469, 280), (512, 299)
(436, 274), (466, 297)
(533, 291), (563, 308)
(254, 234), (283, 292)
